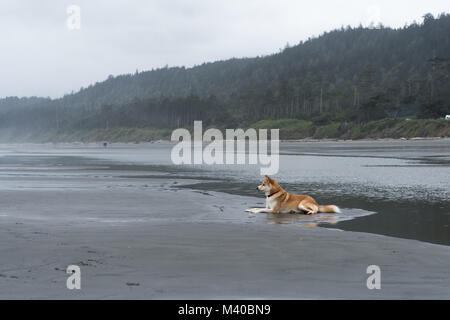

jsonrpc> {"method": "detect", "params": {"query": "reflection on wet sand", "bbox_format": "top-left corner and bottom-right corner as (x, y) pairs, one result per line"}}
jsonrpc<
(260, 212), (339, 227)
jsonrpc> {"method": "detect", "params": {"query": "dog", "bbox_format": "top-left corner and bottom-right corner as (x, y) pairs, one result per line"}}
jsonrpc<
(246, 175), (341, 215)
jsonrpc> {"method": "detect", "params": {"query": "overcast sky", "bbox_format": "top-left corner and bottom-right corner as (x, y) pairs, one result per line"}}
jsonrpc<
(1, 0), (448, 98)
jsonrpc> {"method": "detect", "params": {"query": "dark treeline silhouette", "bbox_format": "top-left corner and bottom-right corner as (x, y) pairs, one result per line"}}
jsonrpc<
(1, 13), (449, 136)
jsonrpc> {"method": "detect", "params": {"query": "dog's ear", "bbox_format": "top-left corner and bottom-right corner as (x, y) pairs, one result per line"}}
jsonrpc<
(265, 175), (274, 184)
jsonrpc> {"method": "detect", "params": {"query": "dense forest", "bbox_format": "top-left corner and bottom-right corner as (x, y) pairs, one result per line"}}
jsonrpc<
(0, 13), (449, 141)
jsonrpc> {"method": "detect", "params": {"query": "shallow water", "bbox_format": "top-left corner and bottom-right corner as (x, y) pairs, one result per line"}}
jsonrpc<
(0, 139), (449, 245)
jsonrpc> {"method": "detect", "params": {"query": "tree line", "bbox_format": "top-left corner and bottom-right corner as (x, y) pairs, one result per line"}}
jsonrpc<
(0, 13), (449, 136)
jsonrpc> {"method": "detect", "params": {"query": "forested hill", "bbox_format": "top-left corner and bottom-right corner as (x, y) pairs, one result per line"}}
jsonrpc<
(1, 13), (449, 141)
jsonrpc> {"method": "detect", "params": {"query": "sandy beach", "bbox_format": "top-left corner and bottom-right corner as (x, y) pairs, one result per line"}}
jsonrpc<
(1, 179), (449, 299)
(0, 141), (449, 299)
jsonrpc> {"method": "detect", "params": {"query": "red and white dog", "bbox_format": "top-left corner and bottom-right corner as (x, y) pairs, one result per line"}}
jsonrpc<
(246, 175), (341, 215)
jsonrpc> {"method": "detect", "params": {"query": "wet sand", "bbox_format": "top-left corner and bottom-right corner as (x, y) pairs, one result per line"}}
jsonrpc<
(1, 177), (450, 299)
(0, 142), (449, 299)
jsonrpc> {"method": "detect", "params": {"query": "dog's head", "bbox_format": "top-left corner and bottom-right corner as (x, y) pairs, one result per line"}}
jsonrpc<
(257, 175), (280, 194)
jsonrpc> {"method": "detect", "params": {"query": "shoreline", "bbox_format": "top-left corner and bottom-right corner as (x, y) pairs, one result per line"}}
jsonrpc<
(0, 136), (449, 147)
(0, 118), (448, 144)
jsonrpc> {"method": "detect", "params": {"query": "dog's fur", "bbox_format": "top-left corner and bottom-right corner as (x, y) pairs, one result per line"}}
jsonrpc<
(246, 175), (341, 215)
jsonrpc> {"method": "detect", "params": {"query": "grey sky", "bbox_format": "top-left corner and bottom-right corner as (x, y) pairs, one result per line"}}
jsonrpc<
(1, 0), (448, 98)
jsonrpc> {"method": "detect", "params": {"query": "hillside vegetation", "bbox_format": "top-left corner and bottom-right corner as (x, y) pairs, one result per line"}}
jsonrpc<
(0, 13), (449, 141)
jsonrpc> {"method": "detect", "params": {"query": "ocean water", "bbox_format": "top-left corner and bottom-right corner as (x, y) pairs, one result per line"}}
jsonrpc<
(0, 139), (449, 245)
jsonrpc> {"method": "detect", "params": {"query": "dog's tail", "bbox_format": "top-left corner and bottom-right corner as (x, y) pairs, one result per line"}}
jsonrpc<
(318, 205), (341, 214)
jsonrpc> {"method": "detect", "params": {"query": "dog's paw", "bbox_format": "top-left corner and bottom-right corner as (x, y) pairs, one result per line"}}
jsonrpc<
(246, 208), (259, 213)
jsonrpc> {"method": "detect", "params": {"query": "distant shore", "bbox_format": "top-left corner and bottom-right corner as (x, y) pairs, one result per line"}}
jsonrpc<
(0, 118), (448, 144)
(0, 136), (449, 147)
